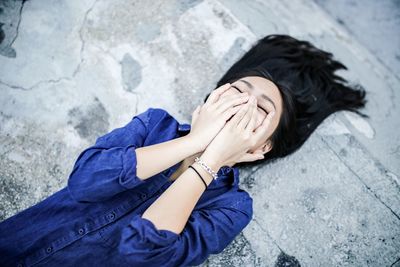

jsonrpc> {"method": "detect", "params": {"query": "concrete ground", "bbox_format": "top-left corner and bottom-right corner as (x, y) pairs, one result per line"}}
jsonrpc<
(0, 0), (399, 266)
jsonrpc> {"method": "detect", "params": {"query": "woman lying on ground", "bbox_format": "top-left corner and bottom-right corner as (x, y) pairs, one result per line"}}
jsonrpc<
(0, 34), (368, 267)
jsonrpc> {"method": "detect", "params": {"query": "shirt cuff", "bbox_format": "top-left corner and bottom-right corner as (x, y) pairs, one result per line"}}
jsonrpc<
(119, 145), (144, 189)
(122, 214), (180, 247)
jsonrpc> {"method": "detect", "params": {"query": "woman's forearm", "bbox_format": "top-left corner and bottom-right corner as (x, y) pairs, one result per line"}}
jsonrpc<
(141, 152), (222, 234)
(135, 134), (202, 180)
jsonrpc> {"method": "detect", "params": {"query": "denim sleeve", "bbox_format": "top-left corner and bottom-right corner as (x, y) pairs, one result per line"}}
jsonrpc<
(67, 108), (153, 203)
(118, 196), (253, 266)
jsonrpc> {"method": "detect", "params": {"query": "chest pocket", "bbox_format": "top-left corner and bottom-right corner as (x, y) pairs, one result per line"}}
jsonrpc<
(94, 171), (175, 248)
(95, 202), (150, 249)
(95, 185), (166, 248)
(97, 223), (122, 248)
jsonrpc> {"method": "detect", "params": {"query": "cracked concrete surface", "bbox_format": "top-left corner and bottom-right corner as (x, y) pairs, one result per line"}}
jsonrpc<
(0, 0), (24, 58)
(0, 0), (399, 266)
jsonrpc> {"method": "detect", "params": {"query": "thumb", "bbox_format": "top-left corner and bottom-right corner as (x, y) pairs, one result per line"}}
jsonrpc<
(237, 152), (265, 163)
(192, 105), (201, 124)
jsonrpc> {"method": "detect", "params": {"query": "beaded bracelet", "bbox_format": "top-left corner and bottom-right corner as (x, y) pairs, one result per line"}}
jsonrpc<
(194, 157), (218, 180)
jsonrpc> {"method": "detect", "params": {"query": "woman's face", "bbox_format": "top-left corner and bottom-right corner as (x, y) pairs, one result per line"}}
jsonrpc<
(219, 76), (283, 154)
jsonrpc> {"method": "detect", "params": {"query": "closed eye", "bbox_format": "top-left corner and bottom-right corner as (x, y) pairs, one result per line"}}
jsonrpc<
(231, 85), (268, 114)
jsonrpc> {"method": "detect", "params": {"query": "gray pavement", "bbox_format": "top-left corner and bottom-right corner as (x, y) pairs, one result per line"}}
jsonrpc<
(0, 0), (399, 266)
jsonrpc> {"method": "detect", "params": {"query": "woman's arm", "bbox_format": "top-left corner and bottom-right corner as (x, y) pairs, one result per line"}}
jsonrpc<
(135, 132), (201, 181)
(116, 152), (253, 266)
(118, 92), (258, 265)
(141, 152), (221, 234)
(119, 176), (252, 266)
(67, 108), (202, 203)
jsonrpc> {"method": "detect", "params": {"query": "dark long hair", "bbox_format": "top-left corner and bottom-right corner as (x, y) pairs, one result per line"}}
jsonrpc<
(204, 34), (368, 167)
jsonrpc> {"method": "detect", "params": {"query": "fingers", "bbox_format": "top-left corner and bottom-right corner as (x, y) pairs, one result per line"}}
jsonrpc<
(193, 105), (201, 117)
(193, 105), (200, 114)
(237, 96), (256, 129)
(237, 152), (265, 163)
(216, 93), (249, 113)
(228, 98), (251, 126)
(245, 97), (258, 132)
(223, 104), (243, 122)
(205, 83), (231, 106)
(254, 109), (276, 138)
(192, 104), (201, 118)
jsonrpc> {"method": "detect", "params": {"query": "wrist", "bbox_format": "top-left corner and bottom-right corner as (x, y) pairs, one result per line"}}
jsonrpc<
(185, 133), (206, 153)
(198, 153), (223, 174)
(191, 156), (220, 185)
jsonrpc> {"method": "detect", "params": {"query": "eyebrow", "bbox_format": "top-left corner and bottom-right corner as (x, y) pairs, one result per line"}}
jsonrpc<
(237, 79), (276, 111)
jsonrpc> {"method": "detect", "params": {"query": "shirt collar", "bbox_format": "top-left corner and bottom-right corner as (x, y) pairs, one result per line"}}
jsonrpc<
(177, 122), (239, 187)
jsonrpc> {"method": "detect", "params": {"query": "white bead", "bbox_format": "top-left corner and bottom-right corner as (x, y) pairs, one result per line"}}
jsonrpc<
(194, 157), (218, 180)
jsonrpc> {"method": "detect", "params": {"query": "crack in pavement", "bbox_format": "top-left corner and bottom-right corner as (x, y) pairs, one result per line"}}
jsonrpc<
(252, 217), (284, 253)
(0, 77), (72, 91)
(73, 0), (99, 77)
(1, 0), (98, 91)
(390, 257), (400, 267)
(239, 164), (266, 190)
(9, 0), (25, 48)
(318, 133), (400, 221)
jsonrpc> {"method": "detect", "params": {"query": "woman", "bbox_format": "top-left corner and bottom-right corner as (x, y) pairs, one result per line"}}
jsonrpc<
(0, 34), (367, 267)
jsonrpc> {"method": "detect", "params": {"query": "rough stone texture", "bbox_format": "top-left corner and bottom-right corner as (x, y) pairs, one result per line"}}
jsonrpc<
(0, 0), (399, 266)
(0, 0), (24, 58)
(315, 0), (400, 77)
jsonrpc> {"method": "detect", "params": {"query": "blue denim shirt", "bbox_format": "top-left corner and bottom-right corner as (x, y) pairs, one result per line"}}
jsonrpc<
(0, 107), (253, 267)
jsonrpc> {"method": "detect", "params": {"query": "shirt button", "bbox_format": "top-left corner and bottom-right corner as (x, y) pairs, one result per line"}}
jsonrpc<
(46, 246), (52, 253)
(78, 228), (85, 235)
(107, 212), (115, 221)
(17, 263), (23, 267)
(140, 193), (147, 200)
